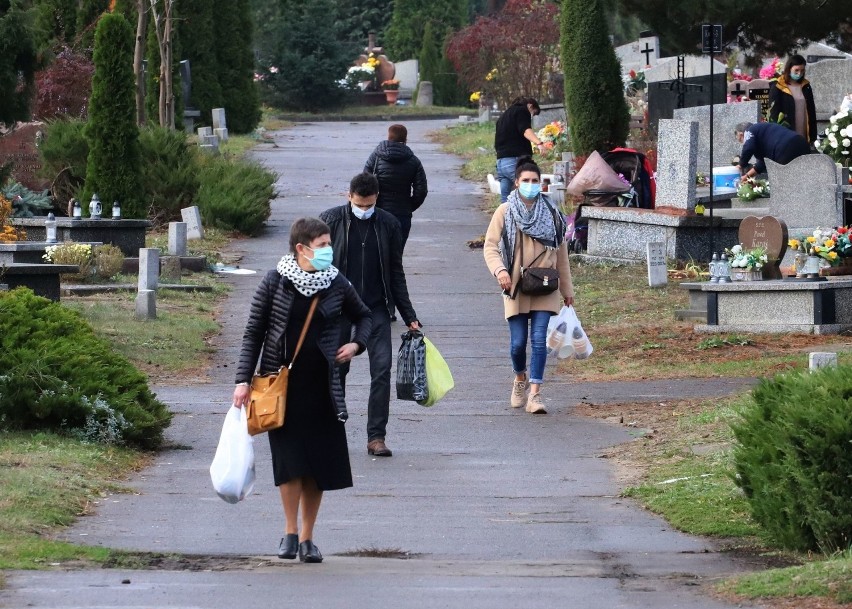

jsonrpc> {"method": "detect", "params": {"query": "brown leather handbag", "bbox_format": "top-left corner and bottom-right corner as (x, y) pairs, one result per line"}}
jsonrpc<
(246, 297), (318, 436)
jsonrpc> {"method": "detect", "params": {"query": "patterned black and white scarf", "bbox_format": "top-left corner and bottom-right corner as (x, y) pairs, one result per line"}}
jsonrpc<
(502, 190), (566, 269)
(276, 254), (338, 296)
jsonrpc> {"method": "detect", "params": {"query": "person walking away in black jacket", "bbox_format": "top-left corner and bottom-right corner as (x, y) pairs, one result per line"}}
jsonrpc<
(364, 124), (428, 251)
(233, 217), (372, 563)
(494, 97), (547, 202)
(320, 173), (422, 457)
(734, 121), (811, 181)
(768, 54), (817, 146)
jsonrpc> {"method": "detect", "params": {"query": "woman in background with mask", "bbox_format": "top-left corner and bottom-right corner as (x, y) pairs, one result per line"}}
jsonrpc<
(233, 217), (371, 564)
(483, 157), (574, 415)
(769, 54), (817, 146)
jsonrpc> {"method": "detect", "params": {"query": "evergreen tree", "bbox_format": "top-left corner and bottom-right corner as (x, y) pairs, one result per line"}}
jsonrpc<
(176, 0), (222, 126)
(385, 0), (467, 61)
(213, 0), (260, 133)
(417, 21), (440, 93)
(76, 0), (110, 50)
(335, 0), (393, 55)
(258, 0), (350, 111)
(33, 0), (78, 51)
(84, 13), (143, 218)
(561, 0), (629, 156)
(0, 1), (37, 124)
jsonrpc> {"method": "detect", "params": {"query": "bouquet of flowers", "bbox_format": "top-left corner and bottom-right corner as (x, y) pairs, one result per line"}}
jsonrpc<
(0, 194), (25, 243)
(788, 228), (840, 265)
(725, 244), (768, 271)
(346, 65), (376, 89)
(759, 57), (783, 80)
(829, 226), (852, 258)
(814, 107), (851, 167)
(535, 121), (569, 158)
(625, 69), (646, 94)
(736, 177), (770, 201)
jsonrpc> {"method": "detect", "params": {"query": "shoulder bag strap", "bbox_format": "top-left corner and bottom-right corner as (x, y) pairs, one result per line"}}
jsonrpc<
(287, 296), (319, 370)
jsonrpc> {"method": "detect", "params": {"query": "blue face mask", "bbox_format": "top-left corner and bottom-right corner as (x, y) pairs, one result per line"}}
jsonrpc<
(303, 245), (333, 271)
(351, 204), (375, 220)
(790, 72), (803, 82)
(518, 182), (541, 199)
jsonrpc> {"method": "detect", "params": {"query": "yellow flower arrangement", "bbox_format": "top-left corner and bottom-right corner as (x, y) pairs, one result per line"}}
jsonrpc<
(469, 91), (481, 103)
(485, 68), (497, 82)
(789, 228), (840, 265)
(0, 194), (25, 243)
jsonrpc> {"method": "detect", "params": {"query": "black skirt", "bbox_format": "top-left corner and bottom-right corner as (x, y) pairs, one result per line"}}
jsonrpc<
(267, 291), (353, 491)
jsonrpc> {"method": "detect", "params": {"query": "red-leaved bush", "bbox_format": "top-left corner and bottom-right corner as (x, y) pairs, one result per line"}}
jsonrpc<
(34, 47), (94, 121)
(446, 0), (560, 109)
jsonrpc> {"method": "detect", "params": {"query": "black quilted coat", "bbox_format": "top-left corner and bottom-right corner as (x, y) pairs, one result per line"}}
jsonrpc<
(235, 270), (372, 421)
(364, 141), (428, 218)
(320, 204), (419, 326)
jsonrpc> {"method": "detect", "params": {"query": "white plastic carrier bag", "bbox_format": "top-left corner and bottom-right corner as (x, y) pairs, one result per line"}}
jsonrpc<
(546, 305), (594, 360)
(210, 406), (256, 504)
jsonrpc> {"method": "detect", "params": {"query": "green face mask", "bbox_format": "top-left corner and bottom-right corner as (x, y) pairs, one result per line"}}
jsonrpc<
(790, 72), (803, 82)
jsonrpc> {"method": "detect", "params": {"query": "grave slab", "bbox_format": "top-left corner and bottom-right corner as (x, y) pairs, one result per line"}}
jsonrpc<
(138, 248), (160, 291)
(809, 352), (838, 370)
(180, 206), (204, 240)
(168, 222), (188, 256)
(656, 120), (698, 211)
(1, 263), (79, 301)
(135, 289), (157, 320)
(11, 218), (150, 257)
(673, 101), (761, 173)
(646, 242), (668, 287)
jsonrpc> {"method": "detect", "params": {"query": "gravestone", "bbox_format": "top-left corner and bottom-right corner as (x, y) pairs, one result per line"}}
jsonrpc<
(135, 289), (156, 320)
(655, 119), (698, 211)
(211, 108), (227, 131)
(0, 123), (48, 191)
(727, 80), (749, 101)
(809, 352), (838, 370)
(615, 34), (661, 73)
(214, 127), (228, 142)
(645, 56), (727, 131)
(168, 221), (187, 256)
(766, 155), (843, 230)
(646, 241), (668, 287)
(416, 81), (433, 107)
(746, 79), (771, 117)
(673, 100), (761, 172)
(738, 215), (788, 279)
(356, 53), (395, 85)
(394, 59), (418, 97)
(805, 55), (852, 119)
(180, 60), (201, 133)
(181, 206), (204, 240)
(138, 248), (160, 291)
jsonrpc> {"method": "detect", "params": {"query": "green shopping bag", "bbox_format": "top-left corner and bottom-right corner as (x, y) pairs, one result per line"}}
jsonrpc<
(418, 336), (454, 406)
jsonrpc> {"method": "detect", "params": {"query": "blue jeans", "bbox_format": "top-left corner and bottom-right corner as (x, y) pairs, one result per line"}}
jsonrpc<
(508, 311), (551, 385)
(496, 157), (519, 202)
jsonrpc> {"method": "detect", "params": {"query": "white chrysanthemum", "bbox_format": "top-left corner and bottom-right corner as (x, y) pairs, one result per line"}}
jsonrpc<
(731, 244), (742, 254)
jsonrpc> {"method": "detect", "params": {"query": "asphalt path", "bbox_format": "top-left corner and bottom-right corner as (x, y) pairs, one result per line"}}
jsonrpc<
(2, 120), (761, 609)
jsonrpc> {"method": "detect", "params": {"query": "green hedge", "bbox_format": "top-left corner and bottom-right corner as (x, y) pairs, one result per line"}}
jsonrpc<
(138, 127), (200, 222)
(195, 154), (275, 235)
(0, 288), (171, 448)
(732, 364), (852, 553)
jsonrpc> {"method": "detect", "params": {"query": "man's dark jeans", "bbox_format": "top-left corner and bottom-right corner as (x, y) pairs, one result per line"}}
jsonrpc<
(339, 305), (393, 441)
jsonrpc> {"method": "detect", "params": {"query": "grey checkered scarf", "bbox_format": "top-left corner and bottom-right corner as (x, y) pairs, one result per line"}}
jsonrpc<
(502, 190), (565, 271)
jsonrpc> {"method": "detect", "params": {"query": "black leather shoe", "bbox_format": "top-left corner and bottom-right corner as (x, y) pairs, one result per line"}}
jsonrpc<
(298, 540), (323, 563)
(278, 534), (298, 559)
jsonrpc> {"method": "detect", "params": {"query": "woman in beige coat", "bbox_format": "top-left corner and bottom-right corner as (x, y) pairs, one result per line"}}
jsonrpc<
(484, 157), (574, 414)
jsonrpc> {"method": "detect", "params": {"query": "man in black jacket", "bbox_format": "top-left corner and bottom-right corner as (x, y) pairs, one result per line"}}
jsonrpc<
(364, 124), (428, 250)
(320, 173), (421, 457)
(734, 121), (811, 181)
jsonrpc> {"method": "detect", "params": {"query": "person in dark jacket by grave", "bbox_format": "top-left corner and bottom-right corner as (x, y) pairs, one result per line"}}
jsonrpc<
(320, 172), (421, 458)
(734, 121), (811, 182)
(363, 124), (428, 250)
(233, 217), (372, 564)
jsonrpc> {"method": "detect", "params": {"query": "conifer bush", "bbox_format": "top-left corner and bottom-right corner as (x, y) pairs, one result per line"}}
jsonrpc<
(83, 13), (144, 218)
(138, 127), (200, 223)
(195, 155), (275, 236)
(731, 365), (852, 553)
(0, 289), (171, 448)
(560, 0), (629, 155)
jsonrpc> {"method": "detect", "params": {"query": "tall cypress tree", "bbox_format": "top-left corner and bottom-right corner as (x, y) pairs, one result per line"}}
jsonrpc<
(213, 0), (260, 133)
(176, 0), (221, 126)
(76, 0), (110, 49)
(84, 13), (143, 218)
(0, 1), (37, 124)
(561, 0), (629, 155)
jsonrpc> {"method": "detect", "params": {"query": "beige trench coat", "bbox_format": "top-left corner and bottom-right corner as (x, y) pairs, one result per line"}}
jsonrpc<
(483, 203), (574, 320)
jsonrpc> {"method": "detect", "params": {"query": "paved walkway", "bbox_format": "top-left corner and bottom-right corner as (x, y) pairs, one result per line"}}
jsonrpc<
(2, 120), (761, 609)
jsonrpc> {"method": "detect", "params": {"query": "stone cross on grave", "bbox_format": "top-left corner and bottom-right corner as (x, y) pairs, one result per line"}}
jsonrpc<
(728, 80), (747, 98)
(641, 41), (655, 66)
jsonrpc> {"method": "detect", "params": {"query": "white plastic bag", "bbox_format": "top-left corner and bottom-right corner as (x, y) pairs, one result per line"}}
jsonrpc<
(210, 406), (256, 504)
(547, 305), (594, 360)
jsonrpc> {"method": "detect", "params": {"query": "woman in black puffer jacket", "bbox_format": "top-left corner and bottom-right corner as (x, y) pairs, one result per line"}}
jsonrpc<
(233, 217), (371, 564)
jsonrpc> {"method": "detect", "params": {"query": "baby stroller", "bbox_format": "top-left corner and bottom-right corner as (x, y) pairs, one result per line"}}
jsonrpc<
(601, 148), (656, 210)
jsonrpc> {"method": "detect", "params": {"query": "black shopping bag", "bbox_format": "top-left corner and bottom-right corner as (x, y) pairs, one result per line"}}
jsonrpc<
(396, 330), (427, 402)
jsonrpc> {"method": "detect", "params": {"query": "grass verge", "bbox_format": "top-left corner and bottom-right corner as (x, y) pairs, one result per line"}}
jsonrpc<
(575, 395), (852, 608)
(0, 432), (146, 570)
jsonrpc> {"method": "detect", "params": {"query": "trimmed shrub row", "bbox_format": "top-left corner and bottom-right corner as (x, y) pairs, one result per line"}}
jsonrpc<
(732, 364), (852, 553)
(0, 288), (171, 449)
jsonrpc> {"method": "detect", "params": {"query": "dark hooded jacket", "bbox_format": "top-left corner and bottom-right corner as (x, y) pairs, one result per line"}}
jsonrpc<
(364, 141), (428, 218)
(235, 270), (372, 421)
(769, 76), (817, 144)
